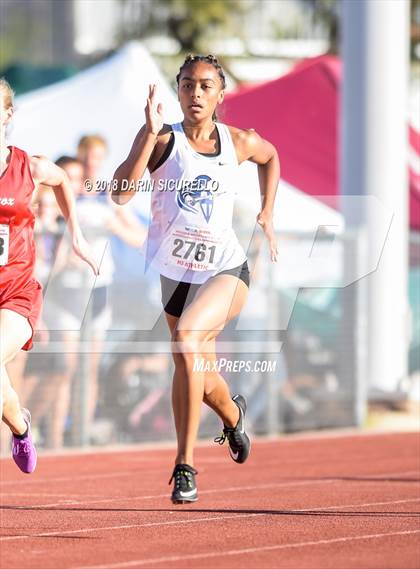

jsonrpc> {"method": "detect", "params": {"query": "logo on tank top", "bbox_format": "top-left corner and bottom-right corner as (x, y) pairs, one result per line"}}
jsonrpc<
(0, 198), (15, 206)
(176, 175), (215, 223)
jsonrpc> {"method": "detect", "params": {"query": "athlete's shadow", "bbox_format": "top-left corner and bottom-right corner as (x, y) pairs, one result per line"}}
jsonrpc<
(284, 476), (420, 483)
(1, 505), (419, 518)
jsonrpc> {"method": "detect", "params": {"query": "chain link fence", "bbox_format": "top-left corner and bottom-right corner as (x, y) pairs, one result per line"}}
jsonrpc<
(1, 227), (418, 452)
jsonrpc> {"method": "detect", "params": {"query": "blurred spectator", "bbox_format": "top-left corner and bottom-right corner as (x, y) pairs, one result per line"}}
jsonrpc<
(102, 351), (172, 442)
(48, 140), (145, 443)
(18, 185), (68, 448)
(14, 140), (147, 450)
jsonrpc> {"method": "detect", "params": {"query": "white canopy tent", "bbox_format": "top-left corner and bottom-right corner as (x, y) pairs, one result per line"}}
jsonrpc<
(9, 42), (182, 179)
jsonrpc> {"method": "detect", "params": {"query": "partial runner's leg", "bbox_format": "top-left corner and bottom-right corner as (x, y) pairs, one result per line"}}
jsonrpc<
(165, 316), (239, 458)
(201, 338), (239, 428)
(170, 275), (248, 467)
(0, 308), (32, 435)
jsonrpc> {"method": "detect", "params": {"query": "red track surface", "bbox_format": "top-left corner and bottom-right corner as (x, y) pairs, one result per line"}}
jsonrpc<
(1, 431), (419, 569)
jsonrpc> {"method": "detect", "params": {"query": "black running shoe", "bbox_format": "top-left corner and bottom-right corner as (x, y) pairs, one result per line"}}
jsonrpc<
(169, 463), (198, 504)
(214, 394), (251, 464)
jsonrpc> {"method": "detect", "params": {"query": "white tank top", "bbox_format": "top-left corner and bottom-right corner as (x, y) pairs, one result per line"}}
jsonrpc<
(144, 121), (247, 284)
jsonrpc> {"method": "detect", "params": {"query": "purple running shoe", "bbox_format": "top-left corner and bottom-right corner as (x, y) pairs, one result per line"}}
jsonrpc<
(12, 408), (37, 474)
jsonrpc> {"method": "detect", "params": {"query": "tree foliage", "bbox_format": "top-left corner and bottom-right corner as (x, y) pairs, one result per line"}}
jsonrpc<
(158, 0), (246, 52)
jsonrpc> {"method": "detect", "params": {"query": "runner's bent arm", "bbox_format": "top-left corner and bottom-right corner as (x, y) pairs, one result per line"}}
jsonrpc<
(111, 125), (158, 205)
(234, 129), (280, 262)
(112, 84), (164, 206)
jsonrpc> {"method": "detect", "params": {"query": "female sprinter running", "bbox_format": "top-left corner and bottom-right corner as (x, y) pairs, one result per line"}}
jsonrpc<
(0, 78), (98, 473)
(112, 55), (279, 503)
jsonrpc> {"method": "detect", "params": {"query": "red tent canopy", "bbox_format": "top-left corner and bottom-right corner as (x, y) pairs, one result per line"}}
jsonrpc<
(221, 55), (420, 230)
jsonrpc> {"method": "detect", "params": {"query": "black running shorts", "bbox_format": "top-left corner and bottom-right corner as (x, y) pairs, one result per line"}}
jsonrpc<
(160, 260), (250, 318)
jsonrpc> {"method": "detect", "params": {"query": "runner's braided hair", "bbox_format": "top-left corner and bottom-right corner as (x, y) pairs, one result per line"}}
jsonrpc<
(176, 54), (226, 121)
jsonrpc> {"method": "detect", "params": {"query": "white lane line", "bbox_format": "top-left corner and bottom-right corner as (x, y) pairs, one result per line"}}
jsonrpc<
(1, 464), (418, 489)
(1, 497), (419, 542)
(4, 469), (419, 510)
(73, 529), (420, 569)
(301, 497), (420, 511)
(8, 479), (337, 508)
(0, 471), (135, 486)
(0, 513), (261, 541)
(0, 493), (100, 498)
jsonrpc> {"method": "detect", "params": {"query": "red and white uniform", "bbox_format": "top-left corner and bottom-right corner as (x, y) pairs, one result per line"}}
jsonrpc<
(0, 146), (42, 350)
